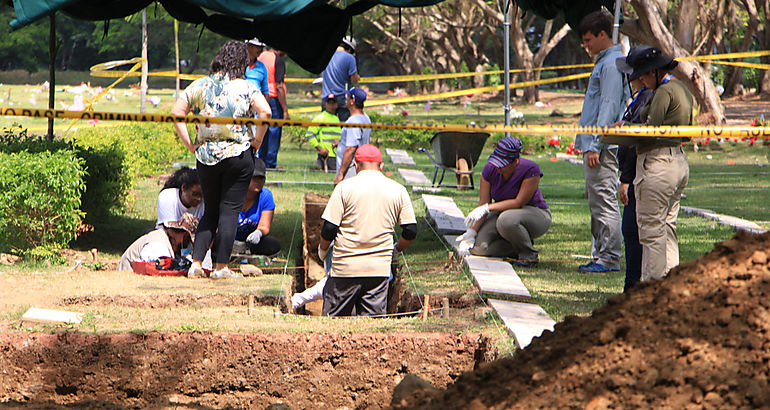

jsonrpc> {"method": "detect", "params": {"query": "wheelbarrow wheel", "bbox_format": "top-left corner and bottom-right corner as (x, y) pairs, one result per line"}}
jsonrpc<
(456, 158), (471, 190)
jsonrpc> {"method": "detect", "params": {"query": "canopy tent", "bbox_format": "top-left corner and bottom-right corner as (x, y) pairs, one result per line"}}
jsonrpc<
(8, 0), (445, 73)
(511, 0), (616, 31)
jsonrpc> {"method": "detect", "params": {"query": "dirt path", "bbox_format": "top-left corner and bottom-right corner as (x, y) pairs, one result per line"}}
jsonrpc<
(0, 332), (492, 409)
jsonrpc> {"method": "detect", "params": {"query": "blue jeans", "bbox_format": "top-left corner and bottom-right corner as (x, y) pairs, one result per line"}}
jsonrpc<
(258, 97), (283, 168)
(622, 184), (642, 292)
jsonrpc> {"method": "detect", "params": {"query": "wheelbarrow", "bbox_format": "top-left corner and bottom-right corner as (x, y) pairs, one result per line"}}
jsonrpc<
(418, 131), (490, 190)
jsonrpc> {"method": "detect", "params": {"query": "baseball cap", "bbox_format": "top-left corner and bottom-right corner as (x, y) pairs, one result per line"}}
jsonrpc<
(253, 158), (267, 177)
(488, 136), (523, 168)
(354, 144), (382, 163)
(347, 87), (367, 103)
(246, 38), (266, 47)
(322, 93), (338, 103)
(341, 35), (357, 51)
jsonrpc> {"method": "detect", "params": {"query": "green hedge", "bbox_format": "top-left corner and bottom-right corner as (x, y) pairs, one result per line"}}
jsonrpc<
(0, 150), (86, 255)
(367, 112), (434, 150)
(67, 123), (187, 218)
(0, 128), (131, 220)
(71, 123), (188, 177)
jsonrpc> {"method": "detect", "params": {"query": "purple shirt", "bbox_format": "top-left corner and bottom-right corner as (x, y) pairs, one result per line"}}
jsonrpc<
(481, 159), (548, 210)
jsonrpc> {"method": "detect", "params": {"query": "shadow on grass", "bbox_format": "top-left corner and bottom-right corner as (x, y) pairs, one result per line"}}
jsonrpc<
(72, 214), (155, 255)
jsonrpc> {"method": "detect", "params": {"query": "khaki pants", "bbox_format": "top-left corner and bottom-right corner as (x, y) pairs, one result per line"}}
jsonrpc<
(471, 206), (551, 261)
(584, 149), (622, 269)
(634, 146), (689, 281)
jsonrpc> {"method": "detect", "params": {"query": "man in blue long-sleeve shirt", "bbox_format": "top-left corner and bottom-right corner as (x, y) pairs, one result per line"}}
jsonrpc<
(574, 10), (629, 273)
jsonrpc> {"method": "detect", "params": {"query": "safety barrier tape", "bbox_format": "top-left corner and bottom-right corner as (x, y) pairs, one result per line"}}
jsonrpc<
(4, 106), (770, 139)
(88, 50), (770, 85)
(291, 71), (592, 114)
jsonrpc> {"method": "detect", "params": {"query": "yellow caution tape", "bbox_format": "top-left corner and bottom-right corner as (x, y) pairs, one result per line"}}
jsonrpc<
(705, 61), (770, 70)
(291, 72), (592, 114)
(679, 49), (770, 61)
(4, 106), (770, 139)
(88, 50), (770, 87)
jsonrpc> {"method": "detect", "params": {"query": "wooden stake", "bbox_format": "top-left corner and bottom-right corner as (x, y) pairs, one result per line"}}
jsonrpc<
(441, 297), (450, 318)
(421, 295), (430, 321)
(247, 294), (255, 316)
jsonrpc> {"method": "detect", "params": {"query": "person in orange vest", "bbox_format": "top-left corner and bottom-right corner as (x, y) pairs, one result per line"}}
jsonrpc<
(257, 48), (290, 169)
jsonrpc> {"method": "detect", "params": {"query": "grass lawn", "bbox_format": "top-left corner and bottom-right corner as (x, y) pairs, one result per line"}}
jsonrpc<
(1, 84), (768, 354)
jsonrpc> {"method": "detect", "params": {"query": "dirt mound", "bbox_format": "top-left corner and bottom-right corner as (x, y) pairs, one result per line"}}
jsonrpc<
(399, 231), (770, 409)
(0, 332), (492, 409)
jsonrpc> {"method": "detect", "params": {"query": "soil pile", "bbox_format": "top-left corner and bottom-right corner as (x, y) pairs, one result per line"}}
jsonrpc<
(399, 231), (770, 409)
(0, 332), (490, 409)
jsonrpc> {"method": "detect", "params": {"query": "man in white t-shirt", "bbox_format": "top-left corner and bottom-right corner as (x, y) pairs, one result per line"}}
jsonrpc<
(319, 145), (416, 316)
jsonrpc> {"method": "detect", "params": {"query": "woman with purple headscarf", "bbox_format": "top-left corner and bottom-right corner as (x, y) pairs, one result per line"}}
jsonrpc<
(457, 136), (551, 267)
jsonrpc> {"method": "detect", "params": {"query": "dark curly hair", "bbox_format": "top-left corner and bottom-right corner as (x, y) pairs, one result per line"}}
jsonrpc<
(162, 166), (200, 191)
(209, 41), (249, 79)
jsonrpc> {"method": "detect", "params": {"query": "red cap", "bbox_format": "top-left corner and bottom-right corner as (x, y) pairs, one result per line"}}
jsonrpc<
(354, 144), (382, 163)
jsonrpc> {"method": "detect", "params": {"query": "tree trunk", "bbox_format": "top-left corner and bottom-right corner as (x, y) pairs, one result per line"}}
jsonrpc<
(674, 0), (698, 52)
(627, 0), (726, 124)
(723, 0), (760, 96)
(757, 0), (770, 95)
(472, 0), (570, 104)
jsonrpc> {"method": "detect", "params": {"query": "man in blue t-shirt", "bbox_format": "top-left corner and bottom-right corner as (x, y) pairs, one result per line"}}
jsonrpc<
(321, 36), (360, 121)
(245, 38), (269, 97)
(334, 87), (371, 185)
(234, 159), (281, 256)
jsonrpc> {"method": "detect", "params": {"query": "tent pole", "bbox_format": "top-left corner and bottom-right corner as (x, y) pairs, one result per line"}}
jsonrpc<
(140, 9), (148, 113)
(503, 0), (511, 138)
(47, 13), (55, 141)
(612, 0), (621, 43)
(174, 19), (180, 97)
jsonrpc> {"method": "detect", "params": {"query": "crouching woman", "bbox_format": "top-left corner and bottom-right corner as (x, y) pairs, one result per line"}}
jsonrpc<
(457, 136), (551, 267)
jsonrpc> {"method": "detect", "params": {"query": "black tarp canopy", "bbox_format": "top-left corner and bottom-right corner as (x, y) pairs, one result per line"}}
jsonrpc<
(8, 0), (444, 73)
(512, 0), (616, 31)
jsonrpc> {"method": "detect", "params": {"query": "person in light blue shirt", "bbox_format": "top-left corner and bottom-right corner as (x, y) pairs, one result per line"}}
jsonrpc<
(334, 87), (371, 185)
(321, 36), (360, 121)
(245, 38), (269, 96)
(574, 10), (629, 274)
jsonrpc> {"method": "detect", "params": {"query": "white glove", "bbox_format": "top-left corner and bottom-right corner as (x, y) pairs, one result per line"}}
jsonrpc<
(246, 229), (263, 245)
(456, 229), (477, 258)
(318, 243), (329, 261)
(464, 203), (489, 228)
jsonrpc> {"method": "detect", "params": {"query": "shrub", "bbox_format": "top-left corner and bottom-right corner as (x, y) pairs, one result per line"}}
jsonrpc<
(71, 123), (187, 177)
(367, 112), (434, 150)
(0, 127), (132, 220)
(0, 150), (86, 254)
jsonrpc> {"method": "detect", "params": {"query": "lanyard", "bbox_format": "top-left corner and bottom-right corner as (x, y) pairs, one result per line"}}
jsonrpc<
(661, 74), (673, 85)
(623, 87), (647, 120)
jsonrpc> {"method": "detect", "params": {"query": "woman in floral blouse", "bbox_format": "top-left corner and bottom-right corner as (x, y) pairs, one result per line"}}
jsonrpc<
(171, 41), (272, 279)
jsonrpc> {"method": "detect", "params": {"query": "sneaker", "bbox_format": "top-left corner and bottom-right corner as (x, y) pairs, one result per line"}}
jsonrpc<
(579, 262), (619, 273)
(187, 265), (206, 278)
(210, 268), (243, 280)
(578, 260), (598, 271)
